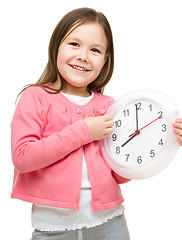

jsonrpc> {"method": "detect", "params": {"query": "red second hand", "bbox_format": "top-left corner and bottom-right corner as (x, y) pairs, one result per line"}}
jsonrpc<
(129, 116), (162, 137)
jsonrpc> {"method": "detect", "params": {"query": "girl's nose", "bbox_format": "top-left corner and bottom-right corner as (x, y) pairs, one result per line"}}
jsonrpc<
(76, 49), (89, 62)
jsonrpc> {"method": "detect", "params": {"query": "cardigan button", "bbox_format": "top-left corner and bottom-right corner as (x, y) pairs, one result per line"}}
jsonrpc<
(76, 108), (83, 114)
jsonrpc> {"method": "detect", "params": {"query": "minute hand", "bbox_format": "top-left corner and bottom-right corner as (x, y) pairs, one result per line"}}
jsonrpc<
(129, 115), (162, 137)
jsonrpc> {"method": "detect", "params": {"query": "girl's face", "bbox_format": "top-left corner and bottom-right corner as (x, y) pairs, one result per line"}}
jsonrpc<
(57, 22), (107, 96)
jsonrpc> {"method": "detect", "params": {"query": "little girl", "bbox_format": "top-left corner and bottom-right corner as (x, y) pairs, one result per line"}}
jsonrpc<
(11, 7), (182, 240)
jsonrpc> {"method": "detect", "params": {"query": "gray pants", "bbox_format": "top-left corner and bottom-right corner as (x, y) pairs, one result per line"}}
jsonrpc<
(31, 214), (130, 240)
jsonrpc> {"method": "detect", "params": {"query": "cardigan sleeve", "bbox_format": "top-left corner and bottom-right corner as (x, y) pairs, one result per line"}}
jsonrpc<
(112, 171), (131, 184)
(11, 88), (92, 173)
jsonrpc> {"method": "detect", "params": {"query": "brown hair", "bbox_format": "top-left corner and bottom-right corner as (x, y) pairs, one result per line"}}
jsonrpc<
(19, 8), (114, 96)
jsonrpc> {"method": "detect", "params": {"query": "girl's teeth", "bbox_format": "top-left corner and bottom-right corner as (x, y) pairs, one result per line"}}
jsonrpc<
(72, 65), (87, 71)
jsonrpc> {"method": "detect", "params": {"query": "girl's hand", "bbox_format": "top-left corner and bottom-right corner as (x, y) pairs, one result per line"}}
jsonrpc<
(173, 118), (182, 146)
(84, 114), (114, 141)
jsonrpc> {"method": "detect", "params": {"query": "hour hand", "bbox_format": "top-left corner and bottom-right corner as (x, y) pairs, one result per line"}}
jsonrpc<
(121, 132), (140, 147)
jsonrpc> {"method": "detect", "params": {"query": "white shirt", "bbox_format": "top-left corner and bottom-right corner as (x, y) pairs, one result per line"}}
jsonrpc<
(31, 92), (124, 231)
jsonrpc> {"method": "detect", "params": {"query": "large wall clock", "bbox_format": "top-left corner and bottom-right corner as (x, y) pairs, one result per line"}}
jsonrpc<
(101, 89), (180, 179)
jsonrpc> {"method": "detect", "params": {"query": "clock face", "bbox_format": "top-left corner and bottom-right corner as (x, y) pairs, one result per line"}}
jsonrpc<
(101, 89), (179, 179)
(108, 98), (168, 167)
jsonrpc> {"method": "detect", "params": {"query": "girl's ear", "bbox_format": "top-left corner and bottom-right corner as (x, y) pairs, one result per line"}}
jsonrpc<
(103, 54), (108, 66)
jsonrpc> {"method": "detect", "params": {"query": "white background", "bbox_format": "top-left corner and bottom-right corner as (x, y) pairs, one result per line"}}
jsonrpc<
(1, 0), (182, 239)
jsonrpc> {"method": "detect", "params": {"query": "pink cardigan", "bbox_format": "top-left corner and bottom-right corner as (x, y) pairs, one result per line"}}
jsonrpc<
(11, 86), (130, 211)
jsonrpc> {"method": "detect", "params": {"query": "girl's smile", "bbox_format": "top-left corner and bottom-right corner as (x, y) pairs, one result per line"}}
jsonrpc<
(69, 64), (90, 72)
(68, 62), (91, 72)
(56, 22), (108, 96)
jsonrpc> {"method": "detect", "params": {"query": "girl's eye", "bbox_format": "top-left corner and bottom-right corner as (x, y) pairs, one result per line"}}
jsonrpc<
(91, 48), (101, 53)
(69, 42), (79, 47)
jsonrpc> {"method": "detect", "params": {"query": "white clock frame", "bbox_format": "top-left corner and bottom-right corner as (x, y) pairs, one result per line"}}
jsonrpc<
(101, 89), (180, 179)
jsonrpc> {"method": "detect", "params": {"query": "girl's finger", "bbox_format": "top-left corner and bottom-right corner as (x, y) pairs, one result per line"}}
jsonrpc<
(173, 127), (182, 136)
(175, 118), (182, 123)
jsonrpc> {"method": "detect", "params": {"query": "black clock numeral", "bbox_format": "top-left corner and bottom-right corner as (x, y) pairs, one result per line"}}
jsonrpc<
(123, 109), (129, 117)
(116, 146), (120, 154)
(158, 111), (163, 118)
(162, 124), (167, 132)
(115, 120), (122, 127)
(159, 138), (164, 146)
(135, 102), (142, 110)
(137, 156), (142, 164)
(149, 104), (152, 111)
(125, 154), (130, 162)
(111, 133), (117, 141)
(150, 150), (155, 158)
